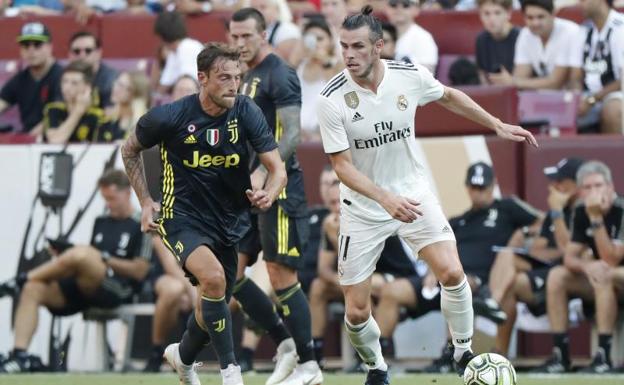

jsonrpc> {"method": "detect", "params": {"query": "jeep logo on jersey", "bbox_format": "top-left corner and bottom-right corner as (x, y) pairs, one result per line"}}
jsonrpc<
(206, 129), (219, 146)
(397, 95), (408, 111)
(183, 151), (240, 168)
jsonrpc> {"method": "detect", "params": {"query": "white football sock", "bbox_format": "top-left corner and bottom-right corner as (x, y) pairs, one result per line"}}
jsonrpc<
(344, 315), (388, 371)
(441, 275), (474, 362)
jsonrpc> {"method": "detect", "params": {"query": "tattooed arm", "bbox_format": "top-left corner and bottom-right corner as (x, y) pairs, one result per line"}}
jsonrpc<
(122, 131), (160, 232)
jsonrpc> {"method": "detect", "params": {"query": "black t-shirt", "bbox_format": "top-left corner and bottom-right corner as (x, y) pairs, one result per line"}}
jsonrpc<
(570, 196), (624, 263)
(240, 53), (307, 217)
(299, 205), (330, 293)
(0, 62), (63, 132)
(450, 197), (539, 280)
(43, 101), (105, 142)
(90, 213), (152, 293)
(539, 204), (574, 250)
(475, 27), (520, 74)
(135, 94), (278, 246)
(93, 63), (118, 108)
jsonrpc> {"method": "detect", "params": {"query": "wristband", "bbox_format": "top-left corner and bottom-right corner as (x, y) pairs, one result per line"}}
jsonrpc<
(101, 251), (111, 263)
(590, 220), (604, 231)
(549, 210), (563, 220)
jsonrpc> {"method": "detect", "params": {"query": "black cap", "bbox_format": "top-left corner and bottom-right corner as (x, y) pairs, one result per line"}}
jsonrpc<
(543, 158), (585, 181)
(17, 22), (51, 43)
(465, 162), (494, 187)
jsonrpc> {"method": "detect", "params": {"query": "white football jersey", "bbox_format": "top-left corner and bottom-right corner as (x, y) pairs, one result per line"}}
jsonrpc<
(317, 60), (444, 221)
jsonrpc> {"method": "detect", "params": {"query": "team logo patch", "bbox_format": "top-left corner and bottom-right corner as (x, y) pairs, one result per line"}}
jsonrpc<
(187, 124), (196, 133)
(344, 91), (359, 109)
(227, 119), (239, 143)
(206, 129), (220, 146)
(397, 95), (408, 111)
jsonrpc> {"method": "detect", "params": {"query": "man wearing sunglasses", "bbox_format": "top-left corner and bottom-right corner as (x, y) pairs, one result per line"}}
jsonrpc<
(68, 31), (118, 109)
(385, 0), (438, 72)
(0, 22), (62, 134)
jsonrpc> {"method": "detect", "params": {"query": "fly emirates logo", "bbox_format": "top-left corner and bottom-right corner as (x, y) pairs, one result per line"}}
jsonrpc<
(353, 121), (411, 150)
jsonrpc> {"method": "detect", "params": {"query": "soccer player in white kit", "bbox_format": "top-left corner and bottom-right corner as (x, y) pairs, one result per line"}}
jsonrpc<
(317, 6), (538, 385)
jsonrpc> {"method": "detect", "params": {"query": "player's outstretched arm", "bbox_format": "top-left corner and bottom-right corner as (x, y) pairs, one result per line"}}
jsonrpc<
(435, 86), (538, 147)
(122, 131), (160, 232)
(247, 148), (287, 210)
(329, 149), (422, 223)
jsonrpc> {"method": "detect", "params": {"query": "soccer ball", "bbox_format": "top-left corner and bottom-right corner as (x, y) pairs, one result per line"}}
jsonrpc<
(463, 353), (517, 385)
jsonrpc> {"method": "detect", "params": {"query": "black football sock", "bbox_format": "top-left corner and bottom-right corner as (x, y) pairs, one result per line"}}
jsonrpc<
(233, 276), (290, 345)
(201, 295), (236, 369)
(313, 338), (324, 365)
(179, 314), (210, 365)
(598, 334), (613, 363)
(276, 283), (315, 363)
(553, 333), (570, 365)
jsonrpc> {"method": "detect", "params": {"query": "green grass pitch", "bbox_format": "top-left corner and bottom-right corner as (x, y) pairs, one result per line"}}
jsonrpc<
(0, 373), (623, 385)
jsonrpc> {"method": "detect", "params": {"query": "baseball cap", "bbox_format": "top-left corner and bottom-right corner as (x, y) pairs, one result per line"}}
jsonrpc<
(543, 157), (585, 181)
(17, 22), (51, 43)
(465, 162), (494, 187)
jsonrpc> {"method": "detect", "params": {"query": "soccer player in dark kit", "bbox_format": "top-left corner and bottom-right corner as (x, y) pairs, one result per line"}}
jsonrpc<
(121, 43), (287, 385)
(229, 8), (323, 385)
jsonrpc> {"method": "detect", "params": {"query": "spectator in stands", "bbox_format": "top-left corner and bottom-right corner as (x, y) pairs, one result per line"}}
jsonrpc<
(536, 160), (624, 373)
(380, 22), (398, 60)
(0, 169), (152, 373)
(42, 61), (108, 143)
(476, 0), (520, 84)
(375, 162), (540, 372)
(68, 31), (118, 108)
(0, 22), (62, 134)
(309, 175), (417, 368)
(171, 74), (199, 101)
(251, 0), (302, 66)
(489, 0), (579, 90)
(153, 11), (204, 93)
(297, 18), (342, 142)
(320, 0), (348, 41)
(123, 0), (153, 14)
(385, 0), (439, 72)
(481, 158), (584, 355)
(9, 0), (65, 15)
(103, 70), (151, 140)
(571, 0), (624, 134)
(143, 237), (195, 372)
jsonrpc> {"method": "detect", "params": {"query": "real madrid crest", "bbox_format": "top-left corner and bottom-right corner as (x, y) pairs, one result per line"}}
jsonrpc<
(344, 91), (359, 109)
(397, 95), (408, 111)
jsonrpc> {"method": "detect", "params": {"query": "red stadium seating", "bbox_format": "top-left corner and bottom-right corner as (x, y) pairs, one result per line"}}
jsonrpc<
(517, 90), (581, 135)
(104, 58), (152, 73)
(435, 54), (476, 85)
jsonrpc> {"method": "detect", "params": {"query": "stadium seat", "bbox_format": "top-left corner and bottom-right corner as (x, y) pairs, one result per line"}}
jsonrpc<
(104, 58), (152, 73)
(0, 59), (19, 87)
(517, 90), (581, 136)
(435, 54), (476, 85)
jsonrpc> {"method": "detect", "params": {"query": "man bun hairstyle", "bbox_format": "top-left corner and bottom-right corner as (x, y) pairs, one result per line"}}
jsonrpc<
(341, 5), (383, 43)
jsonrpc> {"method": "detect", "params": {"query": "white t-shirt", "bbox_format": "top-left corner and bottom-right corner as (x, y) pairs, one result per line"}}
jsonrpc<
(514, 17), (579, 77)
(395, 24), (438, 69)
(570, 10), (624, 94)
(159, 38), (204, 87)
(297, 62), (326, 133)
(267, 21), (301, 47)
(317, 60), (444, 221)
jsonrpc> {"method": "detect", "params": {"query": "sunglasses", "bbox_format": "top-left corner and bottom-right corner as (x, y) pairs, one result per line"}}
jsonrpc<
(389, 0), (412, 8)
(71, 47), (95, 55)
(20, 41), (43, 49)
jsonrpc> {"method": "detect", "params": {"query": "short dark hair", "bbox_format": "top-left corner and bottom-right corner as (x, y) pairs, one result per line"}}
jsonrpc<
(231, 7), (266, 32)
(477, 0), (513, 10)
(98, 169), (130, 190)
(607, 0), (614, 7)
(197, 42), (240, 74)
(342, 5), (383, 43)
(520, 0), (554, 13)
(69, 30), (101, 48)
(303, 17), (333, 39)
(63, 60), (94, 84)
(154, 11), (187, 43)
(381, 22), (397, 43)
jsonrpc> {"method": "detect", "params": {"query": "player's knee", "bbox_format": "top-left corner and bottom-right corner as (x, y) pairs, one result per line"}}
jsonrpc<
(345, 302), (371, 325)
(266, 262), (297, 289)
(438, 266), (465, 287)
(197, 269), (226, 296)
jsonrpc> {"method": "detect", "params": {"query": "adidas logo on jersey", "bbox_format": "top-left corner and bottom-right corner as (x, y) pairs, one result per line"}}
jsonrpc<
(184, 135), (197, 144)
(351, 112), (364, 122)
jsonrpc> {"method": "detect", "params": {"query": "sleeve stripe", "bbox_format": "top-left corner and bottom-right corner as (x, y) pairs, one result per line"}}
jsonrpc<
(322, 78), (348, 97)
(321, 73), (346, 96)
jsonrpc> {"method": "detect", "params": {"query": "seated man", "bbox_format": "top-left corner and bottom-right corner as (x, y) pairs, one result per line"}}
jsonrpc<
(309, 178), (417, 367)
(0, 169), (151, 373)
(483, 157), (584, 355)
(489, 0), (579, 89)
(375, 162), (540, 372)
(43, 61), (109, 144)
(536, 160), (624, 373)
(142, 237), (195, 372)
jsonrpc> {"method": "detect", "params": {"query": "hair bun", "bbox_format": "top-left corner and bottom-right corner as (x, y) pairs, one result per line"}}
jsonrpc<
(361, 5), (374, 15)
